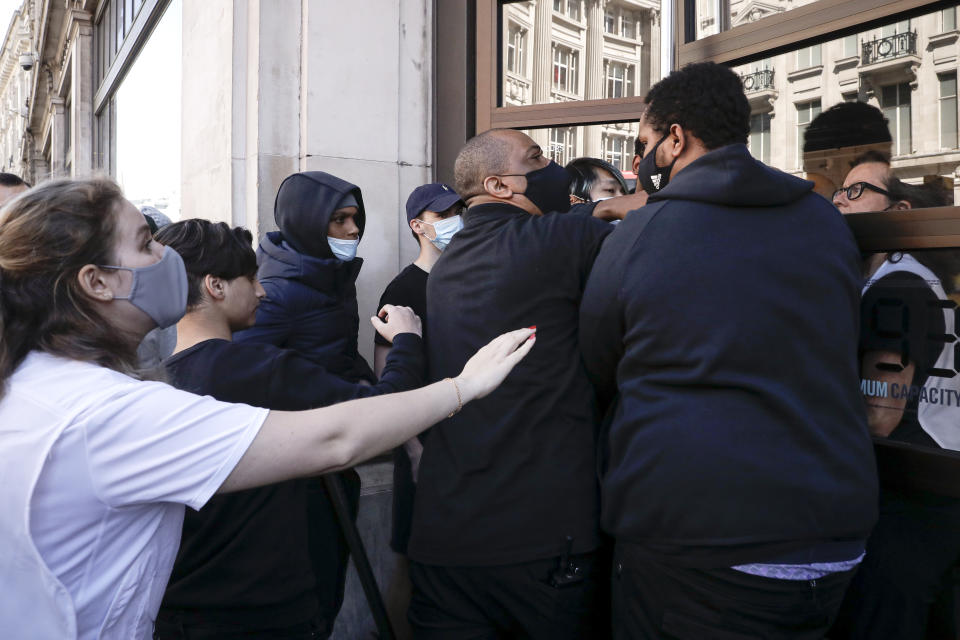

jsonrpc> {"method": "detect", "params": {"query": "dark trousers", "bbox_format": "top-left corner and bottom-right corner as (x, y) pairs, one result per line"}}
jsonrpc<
(829, 489), (960, 640)
(408, 551), (605, 639)
(612, 543), (853, 640)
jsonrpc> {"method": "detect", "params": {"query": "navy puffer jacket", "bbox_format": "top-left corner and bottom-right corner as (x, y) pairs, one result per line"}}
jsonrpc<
(235, 172), (375, 383)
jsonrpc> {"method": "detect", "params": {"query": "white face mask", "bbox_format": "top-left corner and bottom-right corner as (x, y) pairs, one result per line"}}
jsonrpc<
(422, 215), (464, 251)
(327, 237), (359, 261)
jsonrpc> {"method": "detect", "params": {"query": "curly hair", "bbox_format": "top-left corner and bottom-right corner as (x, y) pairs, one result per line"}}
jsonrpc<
(642, 62), (750, 150)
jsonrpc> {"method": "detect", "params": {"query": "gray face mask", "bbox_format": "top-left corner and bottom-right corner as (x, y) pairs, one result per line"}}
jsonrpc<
(100, 246), (189, 329)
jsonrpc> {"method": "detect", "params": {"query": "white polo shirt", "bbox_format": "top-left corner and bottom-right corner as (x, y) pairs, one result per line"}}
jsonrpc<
(0, 351), (268, 639)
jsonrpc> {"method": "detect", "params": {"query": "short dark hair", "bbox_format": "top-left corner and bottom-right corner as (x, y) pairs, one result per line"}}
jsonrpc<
(642, 62), (750, 150)
(566, 157), (629, 201)
(155, 219), (258, 310)
(851, 150), (891, 170)
(803, 102), (891, 153)
(0, 172), (28, 188)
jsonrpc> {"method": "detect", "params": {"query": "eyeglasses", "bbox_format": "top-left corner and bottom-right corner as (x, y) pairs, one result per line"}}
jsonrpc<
(832, 182), (892, 202)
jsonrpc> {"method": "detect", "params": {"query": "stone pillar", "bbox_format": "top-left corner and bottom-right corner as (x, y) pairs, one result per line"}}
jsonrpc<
(70, 14), (94, 177)
(530, 0), (553, 148)
(642, 8), (661, 93)
(49, 97), (65, 177)
(584, 0), (604, 158)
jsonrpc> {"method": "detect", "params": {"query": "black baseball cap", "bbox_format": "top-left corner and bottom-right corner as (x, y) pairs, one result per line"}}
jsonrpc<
(405, 183), (463, 223)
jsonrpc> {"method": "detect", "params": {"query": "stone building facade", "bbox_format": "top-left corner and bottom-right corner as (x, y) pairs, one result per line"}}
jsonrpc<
(0, 0), (95, 184)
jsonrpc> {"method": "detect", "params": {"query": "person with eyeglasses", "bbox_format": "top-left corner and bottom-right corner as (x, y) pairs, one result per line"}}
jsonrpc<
(832, 150), (910, 214)
(830, 157), (960, 640)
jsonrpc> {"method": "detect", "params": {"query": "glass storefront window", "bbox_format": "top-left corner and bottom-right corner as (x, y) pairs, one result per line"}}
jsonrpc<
(114, 0), (181, 220)
(499, 0), (661, 107)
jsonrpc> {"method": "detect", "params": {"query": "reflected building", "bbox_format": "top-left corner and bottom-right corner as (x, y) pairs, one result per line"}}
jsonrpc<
(726, 1), (960, 201)
(503, 0), (661, 173)
(0, 5), (33, 180)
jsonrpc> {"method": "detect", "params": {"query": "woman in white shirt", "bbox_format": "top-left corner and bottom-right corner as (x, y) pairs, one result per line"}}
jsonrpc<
(0, 177), (535, 640)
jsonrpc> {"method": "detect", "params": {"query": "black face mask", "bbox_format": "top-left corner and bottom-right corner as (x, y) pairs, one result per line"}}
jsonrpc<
(636, 133), (678, 194)
(502, 161), (573, 214)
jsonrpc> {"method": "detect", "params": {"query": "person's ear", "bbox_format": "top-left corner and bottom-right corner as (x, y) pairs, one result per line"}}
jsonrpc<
(891, 200), (911, 211)
(483, 175), (514, 199)
(409, 218), (424, 236)
(77, 265), (117, 303)
(204, 275), (226, 302)
(667, 124), (686, 160)
(631, 154), (641, 175)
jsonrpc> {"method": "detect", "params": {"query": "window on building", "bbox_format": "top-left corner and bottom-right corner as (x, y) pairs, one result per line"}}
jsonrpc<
(621, 12), (636, 39)
(606, 61), (634, 98)
(943, 7), (957, 32)
(941, 73), (958, 150)
(507, 23), (525, 75)
(549, 127), (576, 165)
(697, 0), (717, 37)
(604, 134), (631, 172)
(796, 45), (822, 69)
(796, 100), (822, 167)
(881, 83), (912, 156)
(882, 19), (912, 37)
(749, 112), (771, 165)
(112, 0), (182, 218)
(554, 0), (580, 21)
(843, 35), (858, 58)
(604, 11), (615, 33)
(553, 46), (579, 94)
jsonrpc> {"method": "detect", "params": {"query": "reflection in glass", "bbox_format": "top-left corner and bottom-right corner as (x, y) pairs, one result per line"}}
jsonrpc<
(860, 249), (960, 452)
(500, 0), (662, 107)
(729, 6), (960, 205)
(520, 122), (640, 186)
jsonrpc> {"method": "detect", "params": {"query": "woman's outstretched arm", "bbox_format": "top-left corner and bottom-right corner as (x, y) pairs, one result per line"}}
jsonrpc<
(219, 327), (535, 492)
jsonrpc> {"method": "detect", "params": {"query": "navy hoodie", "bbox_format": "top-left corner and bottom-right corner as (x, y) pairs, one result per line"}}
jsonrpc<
(579, 144), (878, 567)
(235, 172), (374, 383)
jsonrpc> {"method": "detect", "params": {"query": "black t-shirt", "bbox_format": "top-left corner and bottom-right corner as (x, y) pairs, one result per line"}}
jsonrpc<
(160, 334), (423, 626)
(375, 263), (429, 553)
(374, 263), (428, 346)
(860, 270), (947, 447)
(409, 202), (611, 566)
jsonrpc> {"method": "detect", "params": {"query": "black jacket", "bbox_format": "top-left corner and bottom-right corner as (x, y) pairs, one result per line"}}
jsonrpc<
(408, 202), (612, 566)
(235, 172), (373, 383)
(160, 334), (424, 626)
(579, 144), (878, 567)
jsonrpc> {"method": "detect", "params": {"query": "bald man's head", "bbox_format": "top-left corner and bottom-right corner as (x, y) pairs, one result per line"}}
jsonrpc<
(454, 129), (526, 198)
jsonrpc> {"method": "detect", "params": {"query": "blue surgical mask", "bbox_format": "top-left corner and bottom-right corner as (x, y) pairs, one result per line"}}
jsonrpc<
(99, 245), (188, 329)
(328, 237), (359, 261)
(424, 215), (464, 251)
